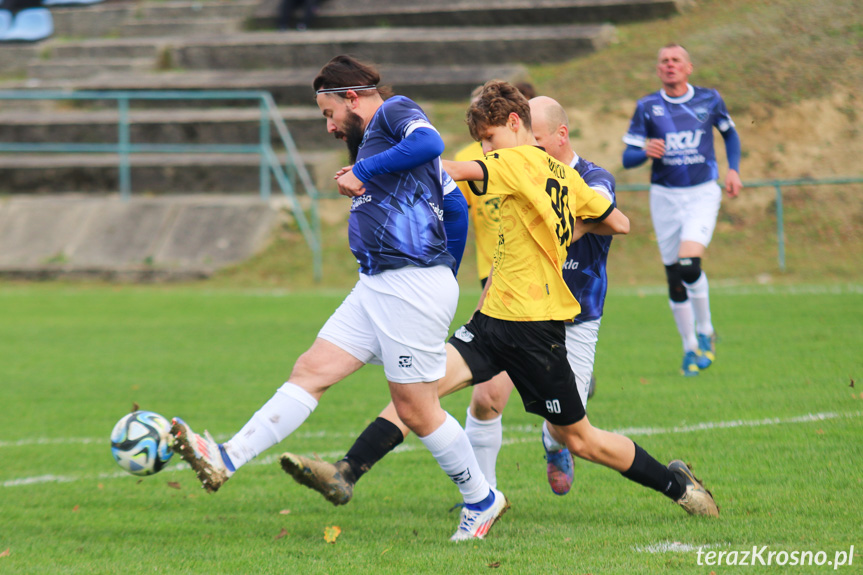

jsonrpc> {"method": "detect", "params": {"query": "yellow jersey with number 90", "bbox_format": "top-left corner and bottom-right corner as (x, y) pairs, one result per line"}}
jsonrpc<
(470, 145), (613, 322)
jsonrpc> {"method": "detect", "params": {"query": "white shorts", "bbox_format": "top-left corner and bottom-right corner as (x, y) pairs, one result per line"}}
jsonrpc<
(565, 318), (601, 408)
(649, 180), (722, 265)
(317, 265), (458, 384)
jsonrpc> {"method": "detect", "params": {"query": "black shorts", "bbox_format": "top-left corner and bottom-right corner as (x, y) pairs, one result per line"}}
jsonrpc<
(448, 312), (585, 426)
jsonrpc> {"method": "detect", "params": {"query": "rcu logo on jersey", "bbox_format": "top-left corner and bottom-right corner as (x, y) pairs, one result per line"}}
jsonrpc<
(665, 129), (706, 152)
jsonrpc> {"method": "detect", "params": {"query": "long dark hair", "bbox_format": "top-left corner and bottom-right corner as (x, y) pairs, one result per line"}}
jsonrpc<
(313, 55), (393, 99)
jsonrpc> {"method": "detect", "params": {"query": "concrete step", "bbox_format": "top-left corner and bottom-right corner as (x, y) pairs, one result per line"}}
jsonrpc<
(0, 151), (334, 194)
(37, 24), (610, 72)
(0, 194), (279, 279)
(27, 58), (155, 81)
(252, 0), (680, 29)
(50, 3), (136, 39)
(4, 63), (528, 105)
(0, 107), (334, 150)
(0, 45), (39, 76)
(138, 0), (257, 20)
(118, 18), (240, 38)
(50, 37), (163, 60)
(170, 25), (614, 69)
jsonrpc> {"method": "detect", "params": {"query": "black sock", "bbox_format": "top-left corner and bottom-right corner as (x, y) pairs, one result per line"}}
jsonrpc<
(621, 442), (685, 500)
(342, 417), (404, 484)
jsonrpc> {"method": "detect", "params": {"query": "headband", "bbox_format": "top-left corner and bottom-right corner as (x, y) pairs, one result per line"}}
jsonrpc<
(315, 85), (377, 95)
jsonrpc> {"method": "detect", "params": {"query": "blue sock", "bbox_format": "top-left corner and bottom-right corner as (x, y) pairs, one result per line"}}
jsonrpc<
(464, 488), (495, 511)
(218, 444), (236, 472)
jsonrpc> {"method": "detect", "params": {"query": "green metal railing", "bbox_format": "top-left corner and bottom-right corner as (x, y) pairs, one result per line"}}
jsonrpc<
(617, 176), (863, 272)
(0, 89), (322, 281)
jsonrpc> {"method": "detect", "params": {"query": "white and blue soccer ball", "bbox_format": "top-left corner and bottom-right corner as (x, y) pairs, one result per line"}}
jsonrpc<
(110, 410), (174, 476)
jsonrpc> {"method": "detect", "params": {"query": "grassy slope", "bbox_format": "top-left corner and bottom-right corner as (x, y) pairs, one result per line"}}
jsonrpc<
(209, 0), (863, 292)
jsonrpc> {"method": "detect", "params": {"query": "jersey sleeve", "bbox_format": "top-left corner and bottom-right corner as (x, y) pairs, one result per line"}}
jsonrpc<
(712, 90), (736, 133)
(583, 168), (616, 205)
(569, 169), (613, 223)
(469, 149), (521, 198)
(622, 99), (649, 148)
(380, 96), (438, 141)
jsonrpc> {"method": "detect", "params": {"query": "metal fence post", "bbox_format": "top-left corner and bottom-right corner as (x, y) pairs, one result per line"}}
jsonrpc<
(259, 98), (271, 201)
(118, 95), (132, 201)
(775, 183), (786, 272)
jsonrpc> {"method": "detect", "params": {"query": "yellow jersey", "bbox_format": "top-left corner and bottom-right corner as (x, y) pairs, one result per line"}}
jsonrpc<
(470, 145), (613, 321)
(455, 141), (500, 282)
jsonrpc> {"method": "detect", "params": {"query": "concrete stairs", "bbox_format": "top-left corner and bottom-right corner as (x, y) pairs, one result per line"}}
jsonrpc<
(0, 0), (682, 278)
(0, 0), (681, 195)
(251, 0), (680, 29)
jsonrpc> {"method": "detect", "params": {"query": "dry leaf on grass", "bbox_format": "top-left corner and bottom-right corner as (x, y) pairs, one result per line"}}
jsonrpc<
(72, 505), (79, 512)
(274, 528), (289, 540)
(279, 509), (291, 515)
(0, 549), (10, 558)
(167, 482), (182, 490)
(324, 525), (342, 544)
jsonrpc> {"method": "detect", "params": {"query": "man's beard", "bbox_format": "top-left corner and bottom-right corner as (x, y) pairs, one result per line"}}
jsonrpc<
(335, 110), (365, 164)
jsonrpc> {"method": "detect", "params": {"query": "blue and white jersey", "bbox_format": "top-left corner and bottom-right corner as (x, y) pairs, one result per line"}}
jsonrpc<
(349, 95), (455, 275)
(563, 155), (616, 324)
(623, 84), (735, 187)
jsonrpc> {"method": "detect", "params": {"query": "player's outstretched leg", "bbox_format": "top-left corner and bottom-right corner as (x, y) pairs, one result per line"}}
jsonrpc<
(450, 487), (510, 542)
(280, 453), (354, 506)
(668, 460), (719, 517)
(170, 417), (233, 493)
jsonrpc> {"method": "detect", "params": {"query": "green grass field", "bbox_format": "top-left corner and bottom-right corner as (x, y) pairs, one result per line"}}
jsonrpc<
(1, 283), (860, 574)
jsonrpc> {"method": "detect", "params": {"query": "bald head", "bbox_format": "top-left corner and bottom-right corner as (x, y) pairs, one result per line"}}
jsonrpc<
(529, 96), (574, 165)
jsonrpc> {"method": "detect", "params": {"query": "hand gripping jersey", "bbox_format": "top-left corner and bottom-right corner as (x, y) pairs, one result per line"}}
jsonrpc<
(469, 146), (613, 322)
(349, 95), (455, 275)
(564, 155), (616, 324)
(623, 84), (735, 188)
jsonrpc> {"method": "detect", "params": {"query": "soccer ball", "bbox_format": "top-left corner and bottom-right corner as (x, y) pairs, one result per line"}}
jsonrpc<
(110, 410), (174, 476)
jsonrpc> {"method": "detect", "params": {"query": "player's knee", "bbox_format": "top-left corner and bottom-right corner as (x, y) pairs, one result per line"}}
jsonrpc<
(678, 257), (702, 284)
(470, 382), (509, 420)
(664, 263), (687, 302)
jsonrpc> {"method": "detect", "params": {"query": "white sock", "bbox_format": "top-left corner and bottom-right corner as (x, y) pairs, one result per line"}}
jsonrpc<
(419, 412), (490, 504)
(222, 382), (318, 470)
(542, 421), (566, 452)
(685, 272), (714, 336)
(669, 299), (698, 352)
(465, 407), (502, 488)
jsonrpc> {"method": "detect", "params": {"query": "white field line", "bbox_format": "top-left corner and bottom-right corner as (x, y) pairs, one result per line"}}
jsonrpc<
(2, 410), (861, 489)
(634, 541), (728, 554)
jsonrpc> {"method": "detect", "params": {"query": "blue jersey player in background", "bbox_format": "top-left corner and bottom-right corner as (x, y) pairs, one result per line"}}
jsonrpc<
(167, 55), (508, 542)
(622, 43), (743, 377)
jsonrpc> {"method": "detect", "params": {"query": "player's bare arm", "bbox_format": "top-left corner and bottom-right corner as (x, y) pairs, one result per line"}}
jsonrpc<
(442, 159), (484, 182)
(573, 206), (630, 240)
